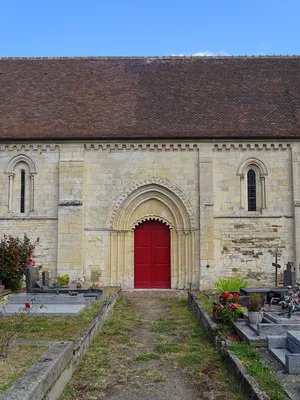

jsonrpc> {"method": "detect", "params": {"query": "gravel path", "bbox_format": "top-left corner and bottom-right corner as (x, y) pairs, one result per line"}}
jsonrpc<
(103, 295), (202, 400)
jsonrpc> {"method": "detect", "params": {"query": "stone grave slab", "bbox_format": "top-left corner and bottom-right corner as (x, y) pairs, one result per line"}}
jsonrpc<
(264, 312), (300, 324)
(8, 293), (89, 304)
(240, 287), (288, 296)
(0, 303), (87, 316)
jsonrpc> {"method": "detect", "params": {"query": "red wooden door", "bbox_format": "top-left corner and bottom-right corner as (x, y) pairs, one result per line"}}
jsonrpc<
(134, 220), (171, 288)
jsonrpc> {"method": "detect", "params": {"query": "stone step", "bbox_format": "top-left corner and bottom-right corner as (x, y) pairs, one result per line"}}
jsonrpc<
(122, 289), (186, 298)
(234, 321), (266, 345)
(287, 337), (300, 354)
(288, 331), (300, 348)
(267, 334), (300, 373)
(259, 323), (300, 336)
(247, 323), (259, 334)
(270, 348), (290, 367)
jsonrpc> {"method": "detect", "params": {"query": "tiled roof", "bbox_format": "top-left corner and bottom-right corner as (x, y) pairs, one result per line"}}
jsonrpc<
(0, 56), (300, 140)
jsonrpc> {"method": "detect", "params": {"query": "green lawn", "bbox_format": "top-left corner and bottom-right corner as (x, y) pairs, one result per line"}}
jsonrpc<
(61, 296), (243, 400)
(0, 298), (104, 341)
(0, 345), (47, 395)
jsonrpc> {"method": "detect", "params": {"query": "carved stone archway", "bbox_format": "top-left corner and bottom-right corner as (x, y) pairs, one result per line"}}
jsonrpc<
(107, 178), (196, 289)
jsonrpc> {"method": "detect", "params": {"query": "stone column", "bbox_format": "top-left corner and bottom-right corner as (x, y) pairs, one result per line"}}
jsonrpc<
(29, 173), (35, 212)
(8, 173), (14, 212)
(260, 175), (266, 209)
(239, 174), (245, 209)
(57, 144), (84, 280)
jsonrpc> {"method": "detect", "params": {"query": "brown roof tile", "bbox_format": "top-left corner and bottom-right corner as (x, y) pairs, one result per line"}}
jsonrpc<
(0, 56), (300, 140)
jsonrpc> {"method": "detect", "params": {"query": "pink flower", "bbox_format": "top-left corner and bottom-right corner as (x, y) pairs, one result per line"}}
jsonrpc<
(228, 303), (239, 309)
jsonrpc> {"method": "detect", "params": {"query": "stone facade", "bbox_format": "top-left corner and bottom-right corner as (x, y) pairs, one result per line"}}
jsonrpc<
(0, 140), (296, 289)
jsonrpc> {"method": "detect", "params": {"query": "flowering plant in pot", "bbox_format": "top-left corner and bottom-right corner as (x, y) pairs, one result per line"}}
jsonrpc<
(212, 292), (244, 327)
(247, 293), (264, 324)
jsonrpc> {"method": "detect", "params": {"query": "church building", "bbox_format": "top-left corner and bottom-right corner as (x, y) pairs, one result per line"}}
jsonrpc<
(0, 56), (299, 289)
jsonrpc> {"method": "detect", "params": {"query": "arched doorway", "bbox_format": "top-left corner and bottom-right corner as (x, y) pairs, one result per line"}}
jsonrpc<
(108, 178), (196, 289)
(134, 220), (171, 288)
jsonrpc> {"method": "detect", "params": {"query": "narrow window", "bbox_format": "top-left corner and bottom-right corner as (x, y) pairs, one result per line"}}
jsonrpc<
(247, 169), (256, 211)
(20, 169), (25, 213)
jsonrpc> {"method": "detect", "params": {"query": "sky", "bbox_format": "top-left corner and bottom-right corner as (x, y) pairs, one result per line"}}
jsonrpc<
(0, 0), (300, 57)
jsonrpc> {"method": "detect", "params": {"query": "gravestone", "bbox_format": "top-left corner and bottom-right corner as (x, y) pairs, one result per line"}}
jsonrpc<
(90, 266), (101, 282)
(42, 271), (50, 287)
(284, 262), (296, 287)
(25, 266), (40, 293)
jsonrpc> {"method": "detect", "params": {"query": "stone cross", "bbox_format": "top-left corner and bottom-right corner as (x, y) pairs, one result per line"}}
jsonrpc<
(272, 251), (281, 287)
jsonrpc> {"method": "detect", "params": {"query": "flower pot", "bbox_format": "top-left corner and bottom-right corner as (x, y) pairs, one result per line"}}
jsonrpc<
(248, 311), (263, 324)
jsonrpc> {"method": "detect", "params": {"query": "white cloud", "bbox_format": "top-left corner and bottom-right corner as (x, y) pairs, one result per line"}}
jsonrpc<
(193, 51), (215, 56)
(170, 50), (229, 57)
(193, 50), (229, 56)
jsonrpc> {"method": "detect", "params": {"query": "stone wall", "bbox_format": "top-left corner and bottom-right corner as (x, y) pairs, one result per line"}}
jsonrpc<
(0, 141), (296, 289)
(200, 143), (294, 288)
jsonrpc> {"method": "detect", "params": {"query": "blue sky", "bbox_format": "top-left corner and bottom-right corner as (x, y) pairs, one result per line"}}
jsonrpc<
(1, 0), (300, 57)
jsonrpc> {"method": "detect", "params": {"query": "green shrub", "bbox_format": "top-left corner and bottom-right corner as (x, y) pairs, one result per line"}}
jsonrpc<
(214, 277), (248, 293)
(57, 274), (70, 286)
(0, 234), (38, 291)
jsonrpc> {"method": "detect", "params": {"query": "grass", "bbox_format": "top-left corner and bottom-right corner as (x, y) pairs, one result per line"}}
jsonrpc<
(0, 298), (104, 341)
(166, 298), (242, 394)
(229, 342), (288, 400)
(61, 296), (141, 399)
(135, 353), (158, 361)
(61, 296), (243, 400)
(195, 292), (214, 315)
(0, 345), (47, 395)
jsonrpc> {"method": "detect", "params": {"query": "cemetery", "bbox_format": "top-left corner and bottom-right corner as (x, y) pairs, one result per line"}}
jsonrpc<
(233, 262), (300, 375)
(2, 254), (300, 399)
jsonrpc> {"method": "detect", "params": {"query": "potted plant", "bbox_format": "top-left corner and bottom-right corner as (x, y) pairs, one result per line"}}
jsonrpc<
(247, 293), (263, 324)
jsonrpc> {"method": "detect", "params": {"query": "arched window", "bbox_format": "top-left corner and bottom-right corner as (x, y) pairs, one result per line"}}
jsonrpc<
(237, 157), (268, 212)
(20, 169), (26, 213)
(247, 169), (256, 211)
(5, 154), (36, 214)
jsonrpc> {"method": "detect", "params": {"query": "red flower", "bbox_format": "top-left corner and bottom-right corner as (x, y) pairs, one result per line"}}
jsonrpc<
(233, 293), (241, 300)
(225, 334), (239, 340)
(25, 302), (30, 309)
(222, 292), (231, 299)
